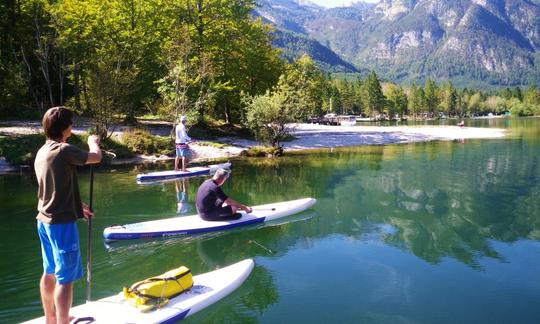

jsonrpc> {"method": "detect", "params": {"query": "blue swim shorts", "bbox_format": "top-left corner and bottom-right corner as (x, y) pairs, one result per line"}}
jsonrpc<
(175, 146), (189, 158)
(37, 220), (83, 284)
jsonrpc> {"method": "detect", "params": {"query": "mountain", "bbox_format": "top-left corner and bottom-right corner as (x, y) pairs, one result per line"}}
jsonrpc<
(271, 30), (360, 73)
(256, 0), (540, 87)
(253, 1), (359, 72)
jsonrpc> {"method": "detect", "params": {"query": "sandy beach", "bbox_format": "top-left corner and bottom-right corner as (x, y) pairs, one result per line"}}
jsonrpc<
(0, 121), (506, 169)
(222, 123), (506, 151)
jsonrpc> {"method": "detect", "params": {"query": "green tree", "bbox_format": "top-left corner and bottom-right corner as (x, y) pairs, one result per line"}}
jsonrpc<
(244, 75), (305, 147)
(523, 86), (540, 106)
(439, 81), (457, 116)
(386, 85), (408, 118)
(408, 81), (424, 119)
(363, 71), (385, 118)
(279, 55), (325, 117)
(424, 78), (439, 114)
(468, 93), (483, 115)
(179, 0), (282, 124)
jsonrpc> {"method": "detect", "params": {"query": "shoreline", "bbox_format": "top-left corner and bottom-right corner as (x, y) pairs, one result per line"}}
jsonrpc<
(0, 122), (506, 172)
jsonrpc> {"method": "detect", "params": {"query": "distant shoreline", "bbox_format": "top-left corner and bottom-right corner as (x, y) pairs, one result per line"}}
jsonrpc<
(0, 121), (506, 172)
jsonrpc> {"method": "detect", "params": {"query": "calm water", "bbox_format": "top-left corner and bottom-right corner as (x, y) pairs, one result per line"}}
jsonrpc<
(1, 118), (539, 323)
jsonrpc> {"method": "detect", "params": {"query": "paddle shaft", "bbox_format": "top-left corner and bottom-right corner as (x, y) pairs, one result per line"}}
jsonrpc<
(86, 165), (94, 302)
(253, 208), (276, 211)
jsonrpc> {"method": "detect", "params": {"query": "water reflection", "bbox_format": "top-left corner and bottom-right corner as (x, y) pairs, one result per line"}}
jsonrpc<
(230, 133), (539, 269)
(175, 179), (192, 214)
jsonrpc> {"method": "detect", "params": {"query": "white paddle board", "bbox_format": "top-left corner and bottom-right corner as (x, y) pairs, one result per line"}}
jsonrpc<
(104, 198), (316, 241)
(22, 259), (254, 323)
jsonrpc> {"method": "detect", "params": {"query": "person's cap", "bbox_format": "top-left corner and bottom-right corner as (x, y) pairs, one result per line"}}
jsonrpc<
(180, 115), (187, 121)
(214, 168), (231, 179)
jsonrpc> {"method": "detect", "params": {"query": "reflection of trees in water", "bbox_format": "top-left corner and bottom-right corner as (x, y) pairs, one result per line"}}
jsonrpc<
(184, 266), (277, 324)
(235, 140), (540, 268)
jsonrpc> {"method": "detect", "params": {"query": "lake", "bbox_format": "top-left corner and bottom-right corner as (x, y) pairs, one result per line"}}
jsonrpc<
(1, 117), (539, 323)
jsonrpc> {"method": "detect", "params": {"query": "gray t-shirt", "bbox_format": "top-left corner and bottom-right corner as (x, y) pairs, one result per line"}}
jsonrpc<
(34, 140), (88, 224)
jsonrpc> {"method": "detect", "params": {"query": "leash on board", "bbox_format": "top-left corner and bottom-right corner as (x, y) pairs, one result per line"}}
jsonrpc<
(249, 240), (275, 255)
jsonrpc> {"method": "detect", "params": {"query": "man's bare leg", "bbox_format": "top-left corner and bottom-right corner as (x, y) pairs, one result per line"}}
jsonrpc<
(40, 273), (57, 324)
(182, 157), (187, 172)
(54, 282), (73, 324)
(175, 156), (180, 171)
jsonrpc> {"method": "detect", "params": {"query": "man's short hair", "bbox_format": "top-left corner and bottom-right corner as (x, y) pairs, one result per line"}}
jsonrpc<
(42, 107), (73, 141)
(213, 168), (230, 182)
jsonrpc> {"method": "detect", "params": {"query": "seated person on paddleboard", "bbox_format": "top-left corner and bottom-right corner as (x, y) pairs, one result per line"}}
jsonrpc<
(195, 168), (252, 221)
(175, 115), (191, 172)
(34, 107), (101, 324)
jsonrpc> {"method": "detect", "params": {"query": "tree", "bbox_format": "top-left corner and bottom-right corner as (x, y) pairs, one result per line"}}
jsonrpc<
(439, 81), (457, 116)
(424, 78), (439, 113)
(386, 85), (408, 118)
(178, 0), (282, 124)
(408, 81), (424, 119)
(279, 55), (326, 117)
(156, 31), (217, 124)
(245, 76), (304, 147)
(523, 86), (540, 106)
(363, 71), (385, 117)
(468, 93), (483, 115)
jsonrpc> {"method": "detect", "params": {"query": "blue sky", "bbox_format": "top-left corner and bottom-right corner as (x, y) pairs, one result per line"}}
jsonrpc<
(309, 0), (380, 8)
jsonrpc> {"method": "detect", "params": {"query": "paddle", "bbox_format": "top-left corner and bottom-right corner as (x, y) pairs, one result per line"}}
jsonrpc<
(85, 150), (114, 303)
(252, 207), (276, 211)
(86, 164), (94, 303)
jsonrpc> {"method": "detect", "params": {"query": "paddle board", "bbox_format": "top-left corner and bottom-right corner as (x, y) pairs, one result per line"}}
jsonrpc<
(22, 259), (254, 324)
(136, 162), (231, 184)
(104, 197), (316, 241)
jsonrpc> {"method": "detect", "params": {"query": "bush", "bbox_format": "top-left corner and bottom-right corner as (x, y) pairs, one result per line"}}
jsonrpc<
(121, 129), (172, 155)
(0, 134), (45, 165)
(244, 145), (283, 157)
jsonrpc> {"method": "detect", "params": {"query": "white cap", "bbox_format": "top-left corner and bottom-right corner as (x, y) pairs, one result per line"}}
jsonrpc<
(213, 168), (231, 181)
(180, 115), (187, 121)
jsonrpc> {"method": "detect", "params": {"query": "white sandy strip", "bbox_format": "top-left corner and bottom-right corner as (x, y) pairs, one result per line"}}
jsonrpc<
(281, 123), (506, 150)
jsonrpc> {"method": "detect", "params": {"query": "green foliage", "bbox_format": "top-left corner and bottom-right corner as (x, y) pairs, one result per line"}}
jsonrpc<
(244, 55), (325, 147)
(121, 129), (171, 155)
(386, 85), (408, 117)
(424, 79), (439, 113)
(244, 145), (283, 157)
(362, 71), (385, 116)
(0, 134), (45, 165)
(508, 98), (540, 117)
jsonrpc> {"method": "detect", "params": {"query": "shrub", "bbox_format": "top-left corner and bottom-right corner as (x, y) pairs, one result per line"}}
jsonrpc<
(244, 145), (283, 157)
(121, 129), (172, 155)
(0, 134), (45, 165)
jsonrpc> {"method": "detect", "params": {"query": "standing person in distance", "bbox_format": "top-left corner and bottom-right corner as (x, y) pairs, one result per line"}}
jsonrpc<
(175, 115), (191, 172)
(34, 107), (102, 324)
(195, 168), (252, 221)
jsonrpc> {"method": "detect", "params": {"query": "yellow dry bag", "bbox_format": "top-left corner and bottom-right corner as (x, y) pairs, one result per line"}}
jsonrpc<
(123, 266), (193, 312)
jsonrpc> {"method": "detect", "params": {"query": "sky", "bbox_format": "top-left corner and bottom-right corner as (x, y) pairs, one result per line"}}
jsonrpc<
(308, 0), (380, 8)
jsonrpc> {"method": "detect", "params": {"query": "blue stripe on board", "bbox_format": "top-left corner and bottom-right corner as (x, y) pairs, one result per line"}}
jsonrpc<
(104, 217), (266, 241)
(137, 169), (210, 182)
(159, 308), (190, 324)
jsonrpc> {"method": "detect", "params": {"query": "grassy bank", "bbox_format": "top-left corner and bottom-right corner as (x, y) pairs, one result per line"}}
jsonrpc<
(0, 130), (170, 166)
